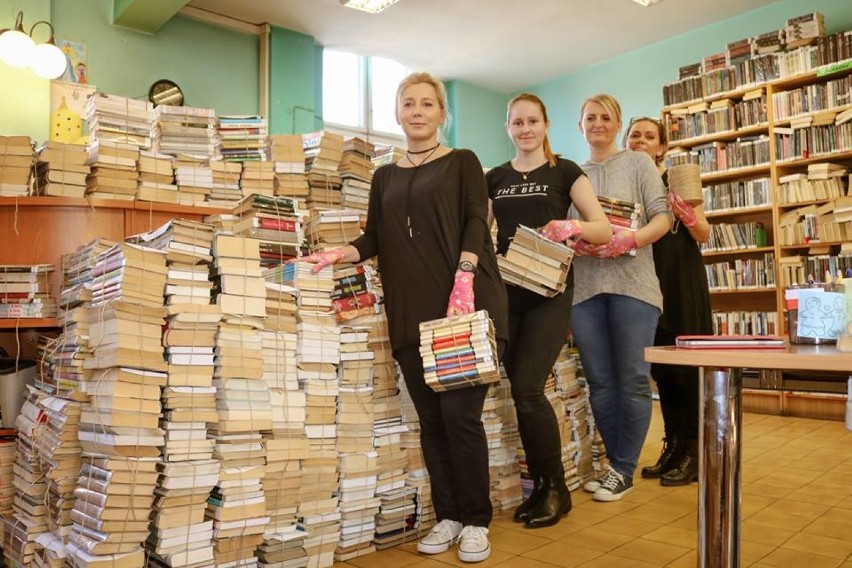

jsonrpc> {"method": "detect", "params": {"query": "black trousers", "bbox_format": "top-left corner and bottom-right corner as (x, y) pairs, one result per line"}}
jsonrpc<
(502, 285), (574, 480)
(652, 327), (699, 441)
(395, 340), (506, 528)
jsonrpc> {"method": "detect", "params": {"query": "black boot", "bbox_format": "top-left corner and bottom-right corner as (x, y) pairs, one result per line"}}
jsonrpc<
(641, 436), (683, 479)
(524, 476), (572, 529)
(661, 439), (698, 486)
(513, 475), (545, 522)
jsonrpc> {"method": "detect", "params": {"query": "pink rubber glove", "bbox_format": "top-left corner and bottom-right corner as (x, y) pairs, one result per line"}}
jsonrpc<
(297, 248), (346, 273)
(539, 219), (582, 243)
(594, 228), (638, 258)
(668, 192), (697, 228)
(446, 271), (475, 316)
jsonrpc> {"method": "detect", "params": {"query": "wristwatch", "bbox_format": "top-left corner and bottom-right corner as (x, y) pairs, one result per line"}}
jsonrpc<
(458, 260), (477, 274)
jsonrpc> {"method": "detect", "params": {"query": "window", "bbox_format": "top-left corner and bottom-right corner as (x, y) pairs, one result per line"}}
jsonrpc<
(322, 49), (409, 145)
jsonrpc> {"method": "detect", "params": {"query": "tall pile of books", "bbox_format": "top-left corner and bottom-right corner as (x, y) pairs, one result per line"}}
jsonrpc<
(174, 155), (214, 207)
(128, 218), (221, 567)
(233, 194), (305, 266)
(397, 380), (433, 542)
(554, 346), (597, 488)
(0, 432), (14, 527)
(85, 92), (153, 149)
(339, 137), (374, 220)
(241, 161), (275, 197)
(136, 151), (177, 204)
(0, 264), (55, 319)
(305, 209), (362, 255)
(270, 134), (309, 200)
(218, 115), (269, 162)
(72, 241), (168, 567)
(85, 140), (139, 201)
(210, 234), (272, 566)
(302, 131), (343, 211)
(152, 105), (219, 158)
(0, 135), (34, 197)
(485, 376), (522, 512)
(35, 141), (89, 198)
(257, 275), (309, 568)
(208, 159), (243, 207)
(497, 225), (575, 297)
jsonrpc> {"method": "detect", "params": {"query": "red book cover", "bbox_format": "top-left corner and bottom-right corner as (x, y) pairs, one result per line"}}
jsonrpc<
(258, 217), (298, 232)
(332, 292), (378, 313)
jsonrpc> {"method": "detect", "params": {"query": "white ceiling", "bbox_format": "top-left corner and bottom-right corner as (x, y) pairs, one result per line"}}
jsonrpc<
(187, 0), (777, 92)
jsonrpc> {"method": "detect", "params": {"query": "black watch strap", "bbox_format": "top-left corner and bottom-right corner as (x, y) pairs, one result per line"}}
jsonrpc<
(458, 260), (477, 274)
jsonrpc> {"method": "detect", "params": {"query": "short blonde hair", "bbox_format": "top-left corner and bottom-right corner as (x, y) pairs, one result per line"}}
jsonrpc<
(580, 93), (623, 127)
(395, 72), (448, 117)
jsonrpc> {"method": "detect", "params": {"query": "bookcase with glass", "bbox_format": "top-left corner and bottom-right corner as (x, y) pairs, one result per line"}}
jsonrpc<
(659, 12), (852, 416)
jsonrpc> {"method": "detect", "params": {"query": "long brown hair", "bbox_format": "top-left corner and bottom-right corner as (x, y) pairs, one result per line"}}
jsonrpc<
(507, 92), (557, 167)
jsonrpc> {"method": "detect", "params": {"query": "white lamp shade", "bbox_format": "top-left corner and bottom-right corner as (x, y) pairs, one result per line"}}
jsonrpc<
(30, 42), (67, 79)
(0, 29), (35, 67)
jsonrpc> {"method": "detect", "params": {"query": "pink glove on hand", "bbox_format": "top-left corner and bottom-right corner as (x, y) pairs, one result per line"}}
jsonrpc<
(446, 270), (475, 316)
(569, 239), (598, 256)
(298, 248), (346, 273)
(539, 219), (582, 243)
(595, 228), (638, 258)
(668, 192), (697, 228)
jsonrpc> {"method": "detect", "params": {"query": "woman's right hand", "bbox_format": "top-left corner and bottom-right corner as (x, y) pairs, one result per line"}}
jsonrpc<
(292, 248), (347, 273)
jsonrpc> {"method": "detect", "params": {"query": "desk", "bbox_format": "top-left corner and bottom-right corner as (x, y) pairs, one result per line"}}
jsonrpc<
(644, 345), (852, 568)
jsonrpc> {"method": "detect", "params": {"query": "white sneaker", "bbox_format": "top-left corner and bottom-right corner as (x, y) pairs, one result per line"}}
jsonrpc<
(593, 467), (634, 502)
(458, 525), (491, 563)
(583, 465), (611, 493)
(417, 519), (463, 554)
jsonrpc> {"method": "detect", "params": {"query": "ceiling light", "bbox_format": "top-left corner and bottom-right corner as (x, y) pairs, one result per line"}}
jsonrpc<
(632, 0), (661, 6)
(340, 0), (400, 14)
(0, 12), (35, 67)
(0, 11), (67, 79)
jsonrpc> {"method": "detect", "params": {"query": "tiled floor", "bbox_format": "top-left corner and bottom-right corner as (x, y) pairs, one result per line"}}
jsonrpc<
(334, 404), (852, 568)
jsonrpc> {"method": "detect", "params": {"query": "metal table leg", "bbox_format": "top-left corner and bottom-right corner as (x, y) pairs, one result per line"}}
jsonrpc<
(699, 367), (742, 568)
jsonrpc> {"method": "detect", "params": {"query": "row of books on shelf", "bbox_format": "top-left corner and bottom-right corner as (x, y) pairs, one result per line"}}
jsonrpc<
(711, 310), (779, 336)
(779, 252), (852, 288)
(774, 122), (852, 162)
(777, 164), (848, 205)
(771, 74), (852, 121)
(705, 253), (776, 292)
(666, 136), (770, 174)
(701, 221), (768, 253)
(703, 177), (771, 213)
(666, 89), (767, 143)
(778, 196), (852, 246)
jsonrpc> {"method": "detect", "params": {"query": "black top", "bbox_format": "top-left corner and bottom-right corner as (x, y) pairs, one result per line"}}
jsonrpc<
(653, 171), (713, 335)
(351, 149), (508, 351)
(486, 158), (585, 255)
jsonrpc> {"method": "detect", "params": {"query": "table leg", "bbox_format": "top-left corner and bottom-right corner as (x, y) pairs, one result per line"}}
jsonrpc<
(699, 366), (742, 568)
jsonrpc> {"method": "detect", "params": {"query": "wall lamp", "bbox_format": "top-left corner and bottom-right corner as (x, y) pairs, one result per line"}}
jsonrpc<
(0, 11), (67, 79)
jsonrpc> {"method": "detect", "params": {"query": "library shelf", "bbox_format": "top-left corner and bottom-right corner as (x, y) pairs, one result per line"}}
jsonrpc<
(701, 245), (775, 258)
(774, 149), (852, 170)
(700, 164), (771, 184)
(778, 241), (849, 251)
(709, 287), (777, 295)
(705, 205), (773, 219)
(0, 318), (60, 330)
(669, 123), (769, 149)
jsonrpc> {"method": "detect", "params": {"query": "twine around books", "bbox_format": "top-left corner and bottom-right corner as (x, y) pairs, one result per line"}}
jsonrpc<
(667, 163), (703, 205)
(418, 310), (500, 393)
(496, 225), (575, 297)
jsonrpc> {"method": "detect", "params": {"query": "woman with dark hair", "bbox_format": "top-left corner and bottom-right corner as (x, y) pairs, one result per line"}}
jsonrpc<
(486, 93), (610, 528)
(625, 116), (711, 486)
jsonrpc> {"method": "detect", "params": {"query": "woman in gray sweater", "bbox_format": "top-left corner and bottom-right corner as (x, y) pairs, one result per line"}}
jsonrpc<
(569, 94), (671, 501)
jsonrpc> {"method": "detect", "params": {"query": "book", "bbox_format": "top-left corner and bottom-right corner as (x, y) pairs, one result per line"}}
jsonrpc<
(675, 335), (787, 349)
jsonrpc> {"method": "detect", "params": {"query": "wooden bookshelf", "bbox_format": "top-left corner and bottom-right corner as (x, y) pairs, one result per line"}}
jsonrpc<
(701, 245), (775, 258)
(669, 123), (769, 149)
(705, 204), (773, 219)
(0, 318), (60, 330)
(699, 164), (771, 184)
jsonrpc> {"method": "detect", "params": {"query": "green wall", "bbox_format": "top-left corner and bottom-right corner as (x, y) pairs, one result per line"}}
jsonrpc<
(445, 80), (513, 168)
(269, 26), (322, 135)
(0, 0), (258, 141)
(532, 0), (852, 163)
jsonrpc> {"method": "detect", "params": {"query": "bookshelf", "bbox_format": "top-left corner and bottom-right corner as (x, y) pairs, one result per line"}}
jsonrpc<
(0, 197), (224, 358)
(659, 20), (852, 416)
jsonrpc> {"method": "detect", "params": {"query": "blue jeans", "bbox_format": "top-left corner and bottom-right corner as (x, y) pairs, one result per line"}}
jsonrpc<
(571, 294), (660, 479)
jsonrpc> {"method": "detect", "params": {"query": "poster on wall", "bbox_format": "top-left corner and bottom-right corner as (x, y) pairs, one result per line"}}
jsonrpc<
(56, 38), (87, 85)
(50, 81), (96, 144)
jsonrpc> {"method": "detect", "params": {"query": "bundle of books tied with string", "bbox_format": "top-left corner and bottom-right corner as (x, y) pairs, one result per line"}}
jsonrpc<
(497, 225), (574, 297)
(418, 310), (500, 392)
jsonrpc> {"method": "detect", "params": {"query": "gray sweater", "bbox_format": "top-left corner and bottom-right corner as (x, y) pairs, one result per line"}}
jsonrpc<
(570, 150), (669, 311)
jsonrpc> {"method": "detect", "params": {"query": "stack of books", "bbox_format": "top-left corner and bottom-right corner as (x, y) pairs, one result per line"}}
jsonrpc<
(85, 140), (139, 201)
(418, 310), (501, 392)
(371, 486), (417, 550)
(371, 145), (404, 169)
(597, 196), (642, 256)
(174, 155), (214, 207)
(339, 137), (374, 221)
(0, 432), (15, 527)
(0, 264), (56, 319)
(397, 380), (434, 538)
(497, 225), (575, 297)
(35, 141), (89, 198)
(233, 194), (305, 266)
(269, 134), (309, 199)
(785, 12), (825, 48)
(136, 150), (177, 204)
(208, 159), (243, 207)
(84, 92), (153, 149)
(334, 452), (380, 562)
(218, 115), (270, 162)
(302, 131), (343, 210)
(305, 209), (362, 253)
(331, 263), (380, 323)
(241, 161), (276, 197)
(484, 378), (522, 511)
(152, 105), (219, 159)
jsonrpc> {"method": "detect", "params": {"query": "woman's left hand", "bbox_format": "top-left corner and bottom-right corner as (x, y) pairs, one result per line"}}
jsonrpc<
(446, 270), (475, 316)
(668, 192), (697, 228)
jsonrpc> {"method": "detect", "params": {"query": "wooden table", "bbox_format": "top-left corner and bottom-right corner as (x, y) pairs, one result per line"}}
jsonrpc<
(644, 345), (852, 568)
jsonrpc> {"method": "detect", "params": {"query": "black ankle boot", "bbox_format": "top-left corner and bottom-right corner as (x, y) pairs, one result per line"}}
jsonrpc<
(513, 475), (544, 522)
(524, 476), (572, 529)
(641, 436), (683, 479)
(661, 439), (698, 486)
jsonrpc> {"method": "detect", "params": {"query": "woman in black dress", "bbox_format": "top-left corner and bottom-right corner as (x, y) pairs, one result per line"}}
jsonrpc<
(625, 116), (712, 485)
(299, 72), (507, 563)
